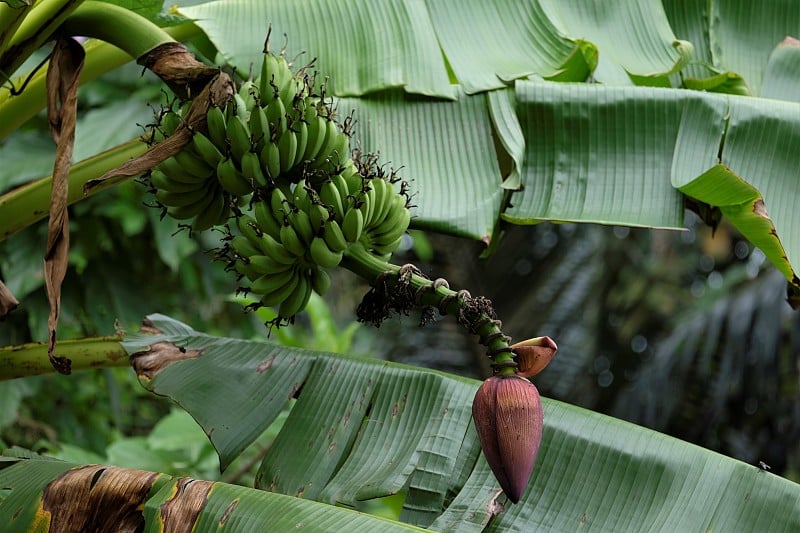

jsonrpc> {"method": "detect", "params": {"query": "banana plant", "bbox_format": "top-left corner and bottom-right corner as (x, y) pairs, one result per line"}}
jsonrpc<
(1, 0), (800, 531)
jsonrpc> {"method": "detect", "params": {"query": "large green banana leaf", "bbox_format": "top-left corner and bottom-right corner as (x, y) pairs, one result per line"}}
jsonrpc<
(28, 314), (780, 531)
(0, 456), (425, 532)
(177, 0), (800, 292)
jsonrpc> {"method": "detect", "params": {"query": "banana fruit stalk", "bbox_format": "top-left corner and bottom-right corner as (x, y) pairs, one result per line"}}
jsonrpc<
(150, 46), (413, 321)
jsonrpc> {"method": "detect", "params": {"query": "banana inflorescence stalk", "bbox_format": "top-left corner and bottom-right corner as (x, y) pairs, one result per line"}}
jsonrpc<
(148, 41), (413, 323)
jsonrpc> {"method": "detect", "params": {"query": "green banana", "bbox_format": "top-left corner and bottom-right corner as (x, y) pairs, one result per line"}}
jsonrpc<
(157, 155), (203, 185)
(251, 267), (296, 296)
(279, 223), (306, 257)
(308, 203), (330, 233)
(239, 79), (259, 112)
(270, 187), (289, 221)
(173, 148), (214, 179)
(257, 232), (297, 265)
(217, 157), (252, 196)
(227, 93), (249, 122)
(322, 219), (348, 253)
(369, 235), (404, 256)
(234, 258), (262, 282)
(367, 178), (391, 227)
(191, 188), (228, 232)
(192, 131), (224, 168)
(291, 180), (311, 212)
(253, 199), (282, 240)
(260, 268), (302, 308)
(260, 142), (281, 180)
(249, 254), (295, 275)
(266, 97), (287, 136)
(166, 190), (214, 221)
(371, 198), (411, 246)
(156, 186), (209, 208)
(288, 209), (314, 244)
(278, 129), (298, 173)
(319, 180), (345, 221)
(248, 104), (270, 152)
(240, 150), (268, 188)
(310, 267), (331, 296)
(303, 115), (327, 162)
(206, 105), (228, 151)
(278, 272), (312, 318)
(309, 236), (343, 269)
(226, 115), (252, 162)
(341, 206), (365, 243)
(293, 120), (308, 168)
(150, 169), (204, 194)
(231, 235), (260, 259)
(331, 172), (352, 208)
(258, 52), (281, 98)
(310, 119), (337, 168)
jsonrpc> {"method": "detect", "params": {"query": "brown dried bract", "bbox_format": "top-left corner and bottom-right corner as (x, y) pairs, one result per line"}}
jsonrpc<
(131, 341), (203, 380)
(160, 478), (214, 533)
(41, 465), (159, 532)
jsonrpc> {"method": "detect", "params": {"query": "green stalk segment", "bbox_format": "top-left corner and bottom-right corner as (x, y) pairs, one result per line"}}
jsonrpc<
(60, 0), (175, 59)
(0, 23), (201, 142)
(0, 137), (148, 240)
(0, 0), (33, 56)
(0, 336), (127, 380)
(0, 0), (83, 83)
(341, 243), (514, 370)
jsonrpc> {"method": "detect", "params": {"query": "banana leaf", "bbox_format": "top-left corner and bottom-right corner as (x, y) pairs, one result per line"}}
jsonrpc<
(108, 314), (800, 531)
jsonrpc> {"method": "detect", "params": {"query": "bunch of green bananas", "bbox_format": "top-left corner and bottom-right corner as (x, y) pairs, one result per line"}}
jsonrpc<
(150, 48), (412, 320)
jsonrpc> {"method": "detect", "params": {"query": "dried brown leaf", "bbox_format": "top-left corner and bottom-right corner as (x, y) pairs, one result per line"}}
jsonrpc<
(44, 36), (84, 375)
(0, 279), (19, 319)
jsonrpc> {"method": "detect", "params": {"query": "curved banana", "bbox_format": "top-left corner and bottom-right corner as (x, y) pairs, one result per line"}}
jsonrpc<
(278, 272), (312, 319)
(192, 132), (224, 169)
(322, 219), (348, 253)
(257, 232), (298, 265)
(217, 157), (253, 196)
(341, 206), (365, 243)
(309, 236), (343, 269)
(253, 199), (282, 240)
(157, 155), (203, 185)
(192, 188), (228, 232)
(310, 267), (331, 296)
(278, 129), (298, 173)
(230, 235), (260, 259)
(280, 223), (306, 257)
(240, 151), (268, 188)
(206, 105), (228, 151)
(260, 268), (302, 308)
(248, 254), (295, 275)
(150, 169), (205, 194)
(226, 115), (252, 162)
(156, 186), (209, 208)
(288, 209), (314, 244)
(248, 105), (270, 152)
(319, 180), (344, 221)
(260, 142), (281, 180)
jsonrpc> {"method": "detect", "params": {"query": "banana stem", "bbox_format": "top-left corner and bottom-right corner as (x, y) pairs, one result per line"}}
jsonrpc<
(0, 335), (128, 380)
(341, 243), (515, 370)
(0, 0), (83, 82)
(0, 0), (33, 56)
(60, 1), (174, 59)
(0, 137), (147, 240)
(0, 22), (201, 142)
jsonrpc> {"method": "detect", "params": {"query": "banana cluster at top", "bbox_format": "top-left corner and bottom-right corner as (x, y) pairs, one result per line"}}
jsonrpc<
(148, 49), (412, 321)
